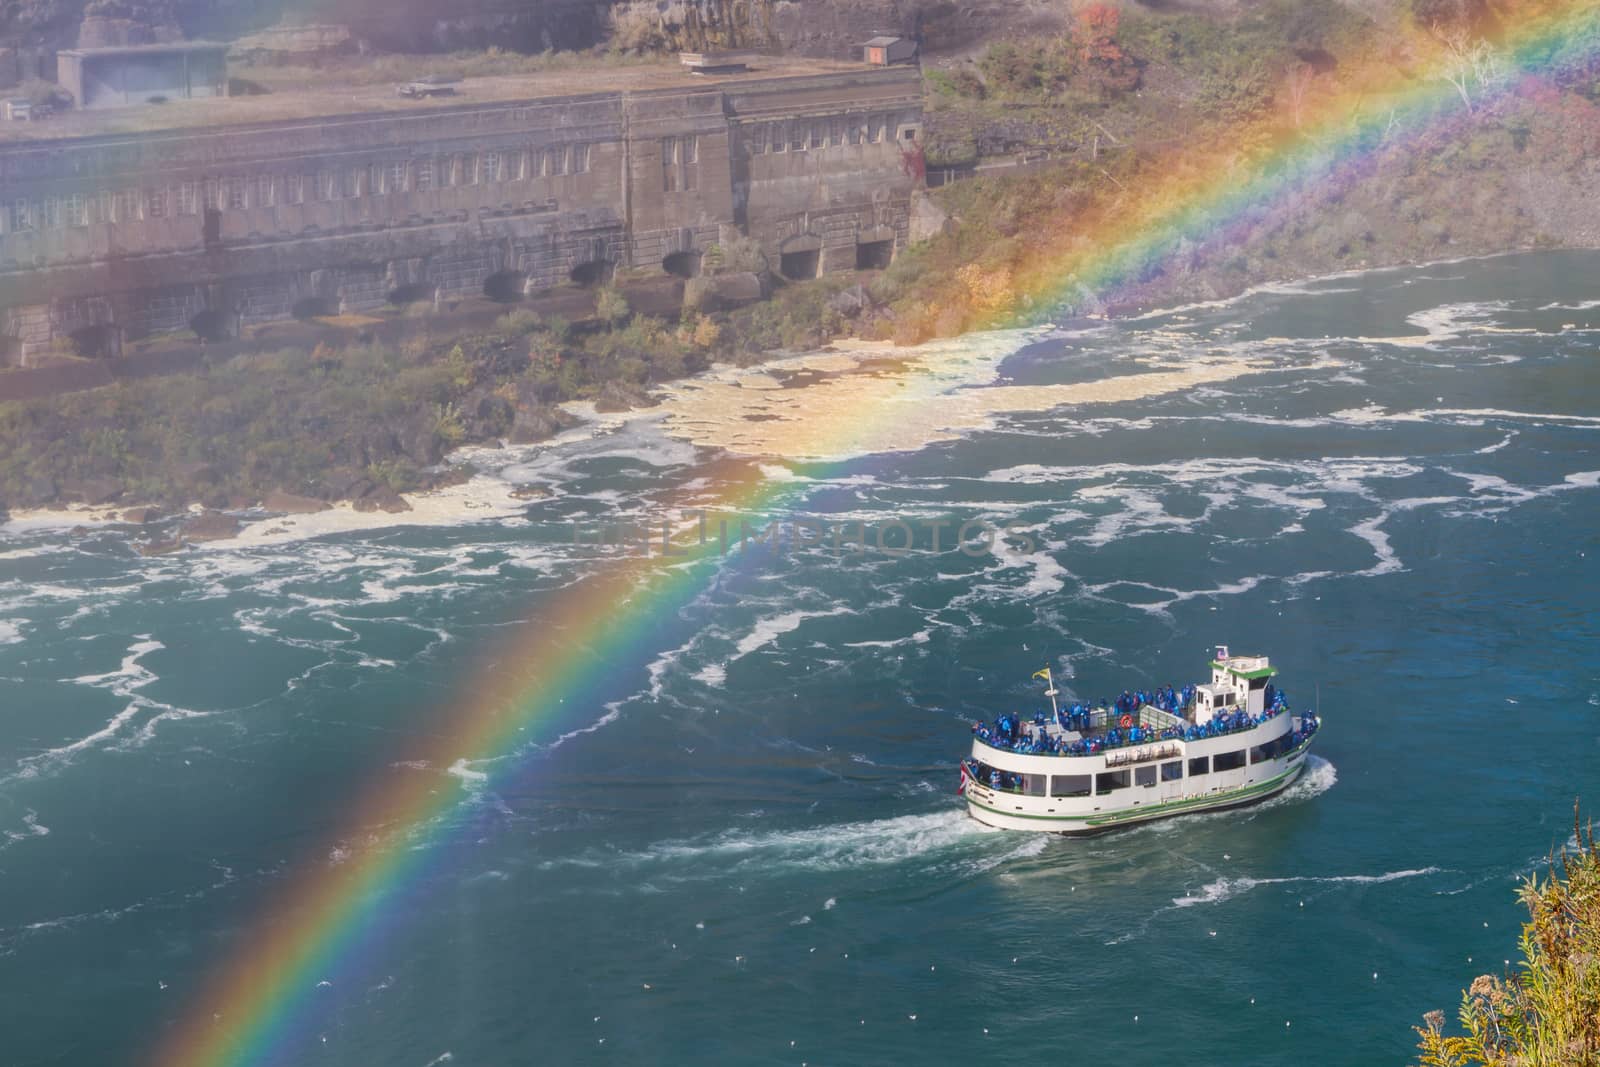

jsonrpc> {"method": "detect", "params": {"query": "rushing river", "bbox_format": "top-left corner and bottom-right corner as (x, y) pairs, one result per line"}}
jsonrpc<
(3, 251), (1598, 1066)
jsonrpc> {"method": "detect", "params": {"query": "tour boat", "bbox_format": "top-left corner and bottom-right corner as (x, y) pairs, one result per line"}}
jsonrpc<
(959, 647), (1319, 834)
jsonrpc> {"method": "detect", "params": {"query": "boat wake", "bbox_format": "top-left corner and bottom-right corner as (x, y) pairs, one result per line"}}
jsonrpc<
(1171, 865), (1444, 909)
(546, 807), (1046, 882)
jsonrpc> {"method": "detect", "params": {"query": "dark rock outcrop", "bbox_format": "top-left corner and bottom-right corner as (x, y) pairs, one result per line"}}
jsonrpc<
(352, 487), (412, 513)
(181, 510), (240, 542)
(593, 381), (659, 414)
(508, 403), (579, 445)
(261, 489), (331, 514)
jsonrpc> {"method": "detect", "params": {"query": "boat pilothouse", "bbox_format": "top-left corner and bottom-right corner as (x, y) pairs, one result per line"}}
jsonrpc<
(959, 647), (1320, 833)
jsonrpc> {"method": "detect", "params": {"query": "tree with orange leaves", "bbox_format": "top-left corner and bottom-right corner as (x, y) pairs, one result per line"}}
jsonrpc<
(1074, 3), (1140, 94)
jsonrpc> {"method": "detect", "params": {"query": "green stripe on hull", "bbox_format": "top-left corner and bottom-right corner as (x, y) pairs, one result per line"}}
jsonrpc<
(965, 753), (1309, 829)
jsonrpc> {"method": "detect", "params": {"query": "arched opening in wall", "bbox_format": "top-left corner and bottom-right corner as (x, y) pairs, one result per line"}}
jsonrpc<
(662, 251), (702, 279)
(483, 271), (527, 304)
(780, 248), (820, 281)
(291, 296), (336, 322)
(387, 284), (435, 307)
(855, 240), (893, 271)
(69, 323), (119, 359)
(568, 260), (614, 288)
(0, 336), (22, 368)
(189, 310), (231, 343)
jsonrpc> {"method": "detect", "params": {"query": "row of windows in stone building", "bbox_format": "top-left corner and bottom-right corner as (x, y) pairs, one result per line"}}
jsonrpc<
(743, 113), (912, 156)
(661, 134), (698, 192)
(0, 143), (594, 235)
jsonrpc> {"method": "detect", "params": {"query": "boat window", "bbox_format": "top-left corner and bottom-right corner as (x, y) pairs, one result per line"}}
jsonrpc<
(1161, 760), (1183, 782)
(1250, 738), (1283, 763)
(1095, 769), (1130, 794)
(1135, 765), (1157, 788)
(1188, 756), (1209, 776)
(1051, 774), (1091, 798)
(1022, 774), (1048, 797)
(1214, 750), (1246, 772)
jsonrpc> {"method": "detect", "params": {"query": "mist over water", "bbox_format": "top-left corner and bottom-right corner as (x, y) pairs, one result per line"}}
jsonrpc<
(2, 251), (1598, 1065)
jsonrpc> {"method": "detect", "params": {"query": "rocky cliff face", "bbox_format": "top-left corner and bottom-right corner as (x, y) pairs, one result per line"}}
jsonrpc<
(606, 0), (1051, 61)
(1, 0), (607, 56)
(2, 0), (1031, 61)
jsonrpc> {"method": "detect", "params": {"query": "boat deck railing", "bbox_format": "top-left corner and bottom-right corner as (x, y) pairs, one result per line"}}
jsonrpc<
(965, 715), (1320, 794)
(973, 703), (1302, 760)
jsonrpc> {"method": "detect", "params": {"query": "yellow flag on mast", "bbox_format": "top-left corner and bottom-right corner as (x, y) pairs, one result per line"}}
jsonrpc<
(1032, 668), (1051, 680)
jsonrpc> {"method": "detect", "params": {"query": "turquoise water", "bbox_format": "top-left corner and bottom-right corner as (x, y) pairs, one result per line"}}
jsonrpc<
(2, 251), (1598, 1065)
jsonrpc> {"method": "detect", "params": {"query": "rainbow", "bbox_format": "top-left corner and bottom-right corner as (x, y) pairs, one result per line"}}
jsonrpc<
(151, 3), (1600, 1064)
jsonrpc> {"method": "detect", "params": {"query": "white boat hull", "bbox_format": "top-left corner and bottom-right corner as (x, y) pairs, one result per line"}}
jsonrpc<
(962, 717), (1315, 835)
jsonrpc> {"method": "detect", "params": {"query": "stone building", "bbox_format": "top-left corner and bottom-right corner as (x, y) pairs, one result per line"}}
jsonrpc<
(0, 56), (921, 365)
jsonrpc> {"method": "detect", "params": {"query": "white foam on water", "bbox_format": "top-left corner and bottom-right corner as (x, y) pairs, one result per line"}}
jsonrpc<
(1172, 865), (1443, 909)
(843, 629), (931, 650)
(221, 472), (529, 551)
(1343, 301), (1532, 349)
(1477, 431), (1516, 454)
(541, 704), (623, 753)
(1347, 514), (1402, 577)
(757, 463), (811, 484)
(731, 608), (853, 661)
(605, 808), (1030, 876)
(447, 758), (491, 786)
(0, 619), (22, 645)
(653, 328), (1282, 462)
(0, 503), (127, 535)
(693, 663), (727, 688)
(1, 809), (51, 852)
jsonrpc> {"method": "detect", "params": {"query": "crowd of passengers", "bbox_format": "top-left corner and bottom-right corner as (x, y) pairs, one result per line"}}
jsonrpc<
(967, 706), (1322, 794)
(970, 683), (1296, 757)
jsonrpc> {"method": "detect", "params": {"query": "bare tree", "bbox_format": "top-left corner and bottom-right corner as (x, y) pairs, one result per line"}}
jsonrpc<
(1434, 26), (1506, 113)
(1284, 63), (1316, 128)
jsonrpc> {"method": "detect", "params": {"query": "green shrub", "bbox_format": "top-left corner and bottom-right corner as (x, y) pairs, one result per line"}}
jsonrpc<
(1414, 807), (1600, 1066)
(493, 308), (544, 337)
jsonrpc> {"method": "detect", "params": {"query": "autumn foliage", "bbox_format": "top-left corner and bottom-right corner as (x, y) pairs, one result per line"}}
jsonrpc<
(1074, 3), (1141, 92)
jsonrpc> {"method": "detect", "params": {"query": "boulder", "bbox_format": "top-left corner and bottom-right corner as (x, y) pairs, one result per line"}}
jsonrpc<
(315, 466), (371, 501)
(508, 404), (577, 445)
(910, 189), (951, 244)
(261, 490), (331, 514)
(594, 381), (659, 414)
(711, 272), (766, 308)
(182, 510), (240, 542)
(353, 488), (412, 514)
(137, 538), (185, 557)
(118, 506), (162, 525)
(510, 484), (552, 501)
(828, 283), (874, 319)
